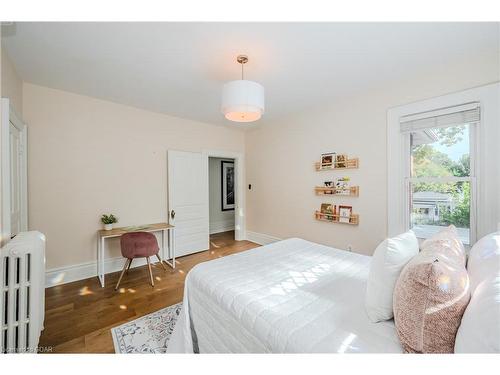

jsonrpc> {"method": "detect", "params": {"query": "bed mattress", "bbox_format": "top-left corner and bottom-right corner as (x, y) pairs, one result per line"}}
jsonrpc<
(167, 238), (403, 353)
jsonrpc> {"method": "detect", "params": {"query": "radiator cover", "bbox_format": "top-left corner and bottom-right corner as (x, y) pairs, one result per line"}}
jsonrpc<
(0, 231), (46, 353)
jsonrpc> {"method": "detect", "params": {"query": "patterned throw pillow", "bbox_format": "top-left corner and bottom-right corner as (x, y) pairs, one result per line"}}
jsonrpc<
(393, 226), (471, 353)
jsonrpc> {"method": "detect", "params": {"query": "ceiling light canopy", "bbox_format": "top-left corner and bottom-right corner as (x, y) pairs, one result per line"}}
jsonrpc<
(221, 55), (265, 123)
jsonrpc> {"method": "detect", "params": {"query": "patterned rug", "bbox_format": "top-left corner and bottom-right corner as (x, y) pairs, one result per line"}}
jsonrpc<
(111, 302), (182, 353)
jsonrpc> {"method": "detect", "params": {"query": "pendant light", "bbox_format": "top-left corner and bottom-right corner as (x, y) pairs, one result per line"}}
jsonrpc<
(221, 55), (265, 122)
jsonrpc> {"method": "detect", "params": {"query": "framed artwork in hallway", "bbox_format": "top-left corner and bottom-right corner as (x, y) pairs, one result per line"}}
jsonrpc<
(221, 160), (235, 211)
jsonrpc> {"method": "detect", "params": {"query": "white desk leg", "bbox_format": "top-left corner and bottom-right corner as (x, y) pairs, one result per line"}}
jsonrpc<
(171, 228), (176, 269)
(97, 236), (103, 287)
(161, 229), (166, 262)
(100, 237), (105, 287)
(97, 237), (100, 285)
(164, 228), (175, 269)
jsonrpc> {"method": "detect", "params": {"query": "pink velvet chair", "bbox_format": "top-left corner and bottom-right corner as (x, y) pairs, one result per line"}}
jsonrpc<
(115, 232), (167, 290)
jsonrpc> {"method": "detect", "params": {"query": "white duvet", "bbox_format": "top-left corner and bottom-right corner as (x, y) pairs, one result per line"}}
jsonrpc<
(167, 238), (403, 353)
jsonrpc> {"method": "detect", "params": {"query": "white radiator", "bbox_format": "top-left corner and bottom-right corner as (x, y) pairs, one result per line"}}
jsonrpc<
(0, 231), (45, 353)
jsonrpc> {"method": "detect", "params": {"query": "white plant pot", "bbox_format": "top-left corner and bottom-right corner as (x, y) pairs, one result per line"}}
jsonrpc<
(103, 223), (113, 231)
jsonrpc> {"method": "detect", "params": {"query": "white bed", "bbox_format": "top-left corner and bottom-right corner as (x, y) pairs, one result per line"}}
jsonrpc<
(167, 238), (403, 353)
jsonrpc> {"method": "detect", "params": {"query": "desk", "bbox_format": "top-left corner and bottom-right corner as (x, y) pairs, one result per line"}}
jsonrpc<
(96, 222), (175, 287)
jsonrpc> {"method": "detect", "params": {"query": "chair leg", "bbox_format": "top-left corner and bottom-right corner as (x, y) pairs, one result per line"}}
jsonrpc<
(115, 259), (130, 291)
(146, 257), (154, 287)
(126, 258), (133, 273)
(156, 254), (168, 272)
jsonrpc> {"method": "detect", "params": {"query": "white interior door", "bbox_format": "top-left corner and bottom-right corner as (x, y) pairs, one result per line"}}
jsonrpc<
(1, 99), (27, 245)
(9, 122), (22, 237)
(168, 150), (209, 257)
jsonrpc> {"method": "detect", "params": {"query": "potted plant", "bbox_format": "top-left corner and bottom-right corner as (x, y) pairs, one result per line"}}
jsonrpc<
(101, 214), (118, 230)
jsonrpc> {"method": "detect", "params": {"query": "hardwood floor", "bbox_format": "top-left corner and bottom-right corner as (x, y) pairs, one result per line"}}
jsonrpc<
(39, 231), (259, 353)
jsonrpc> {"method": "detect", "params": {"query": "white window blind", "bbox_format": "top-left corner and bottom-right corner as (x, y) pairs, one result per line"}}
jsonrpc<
(400, 102), (480, 133)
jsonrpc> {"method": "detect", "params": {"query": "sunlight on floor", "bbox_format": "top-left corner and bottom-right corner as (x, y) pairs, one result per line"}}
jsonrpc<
(78, 286), (93, 296)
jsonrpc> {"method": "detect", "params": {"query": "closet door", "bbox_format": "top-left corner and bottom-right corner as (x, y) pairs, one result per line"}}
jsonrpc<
(167, 150), (209, 257)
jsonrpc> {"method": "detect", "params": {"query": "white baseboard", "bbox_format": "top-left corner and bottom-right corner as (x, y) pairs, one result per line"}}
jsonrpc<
(209, 220), (235, 235)
(246, 231), (282, 245)
(45, 256), (160, 288)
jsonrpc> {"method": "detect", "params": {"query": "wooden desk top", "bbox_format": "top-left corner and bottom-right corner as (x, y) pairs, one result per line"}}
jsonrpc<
(98, 222), (174, 238)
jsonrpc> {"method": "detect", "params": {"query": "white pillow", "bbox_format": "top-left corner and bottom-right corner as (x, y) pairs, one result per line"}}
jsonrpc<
(466, 231), (500, 292)
(455, 231), (500, 353)
(365, 230), (419, 323)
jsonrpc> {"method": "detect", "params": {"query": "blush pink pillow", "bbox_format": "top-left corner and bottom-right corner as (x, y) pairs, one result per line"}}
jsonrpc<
(393, 226), (470, 353)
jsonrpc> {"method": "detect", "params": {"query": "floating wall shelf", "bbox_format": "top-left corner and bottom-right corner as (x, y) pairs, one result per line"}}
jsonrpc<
(314, 186), (359, 196)
(314, 211), (359, 225)
(315, 158), (359, 171)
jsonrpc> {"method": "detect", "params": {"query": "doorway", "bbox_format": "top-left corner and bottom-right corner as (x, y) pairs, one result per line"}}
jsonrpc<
(208, 157), (235, 245)
(167, 149), (245, 258)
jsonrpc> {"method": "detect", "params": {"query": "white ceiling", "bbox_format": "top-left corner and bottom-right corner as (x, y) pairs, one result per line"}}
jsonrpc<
(2, 22), (498, 127)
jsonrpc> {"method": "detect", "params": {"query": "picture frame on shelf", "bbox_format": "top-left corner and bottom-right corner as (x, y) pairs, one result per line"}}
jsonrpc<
(320, 203), (335, 221)
(338, 205), (352, 223)
(324, 181), (334, 193)
(335, 154), (348, 168)
(321, 152), (336, 167)
(335, 177), (350, 194)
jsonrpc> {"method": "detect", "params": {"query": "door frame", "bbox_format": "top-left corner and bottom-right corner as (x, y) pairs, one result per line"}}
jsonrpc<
(1, 98), (28, 245)
(202, 149), (245, 241)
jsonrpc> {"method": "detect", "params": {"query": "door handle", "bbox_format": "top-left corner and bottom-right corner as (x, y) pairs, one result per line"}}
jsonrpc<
(170, 210), (176, 220)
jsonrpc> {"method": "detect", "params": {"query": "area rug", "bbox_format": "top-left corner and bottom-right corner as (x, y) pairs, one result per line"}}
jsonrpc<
(111, 302), (182, 353)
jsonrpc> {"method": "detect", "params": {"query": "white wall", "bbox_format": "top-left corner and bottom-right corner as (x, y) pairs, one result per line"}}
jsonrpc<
(246, 55), (499, 255)
(209, 157), (235, 234)
(22, 83), (245, 271)
(1, 49), (23, 116)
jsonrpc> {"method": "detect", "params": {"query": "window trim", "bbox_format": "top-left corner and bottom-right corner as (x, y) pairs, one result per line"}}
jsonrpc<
(387, 83), (499, 245)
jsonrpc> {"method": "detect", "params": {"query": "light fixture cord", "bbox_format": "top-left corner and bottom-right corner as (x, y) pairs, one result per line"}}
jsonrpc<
(241, 62), (244, 80)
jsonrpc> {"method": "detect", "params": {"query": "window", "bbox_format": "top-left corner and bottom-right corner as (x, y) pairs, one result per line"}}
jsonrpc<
(400, 103), (479, 245)
(388, 84), (498, 245)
